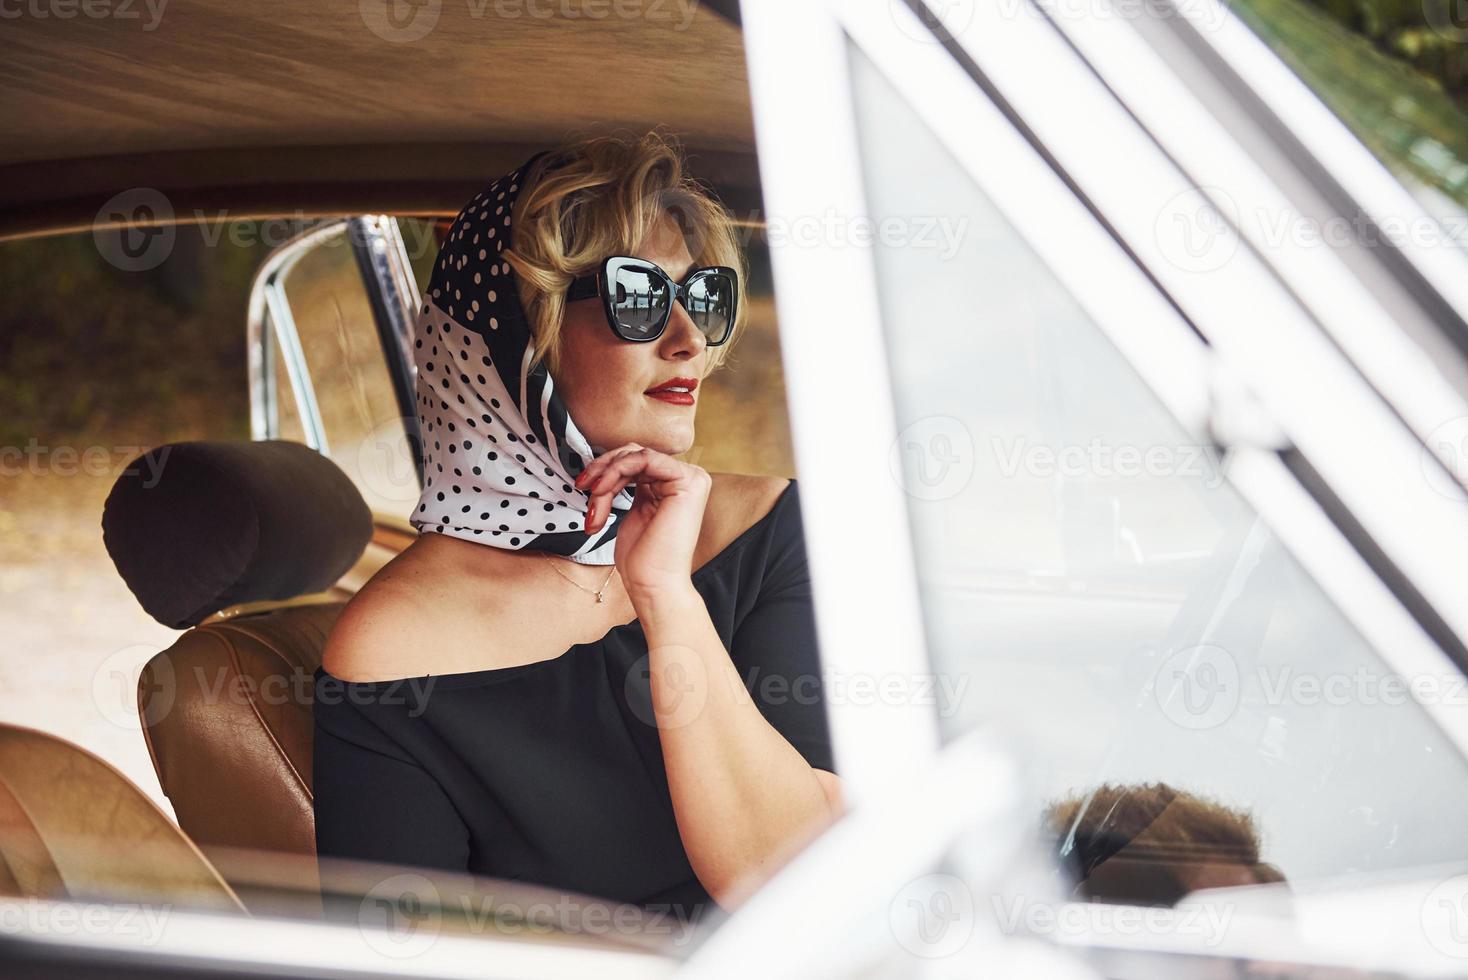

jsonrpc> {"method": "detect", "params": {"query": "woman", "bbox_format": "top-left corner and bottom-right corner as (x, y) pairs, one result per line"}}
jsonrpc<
(312, 131), (844, 926)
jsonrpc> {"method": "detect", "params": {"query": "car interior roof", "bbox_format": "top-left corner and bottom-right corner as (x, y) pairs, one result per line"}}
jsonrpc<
(0, 0), (760, 240)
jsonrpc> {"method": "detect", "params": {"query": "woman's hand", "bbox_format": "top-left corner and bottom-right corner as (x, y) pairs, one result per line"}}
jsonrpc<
(576, 443), (712, 601)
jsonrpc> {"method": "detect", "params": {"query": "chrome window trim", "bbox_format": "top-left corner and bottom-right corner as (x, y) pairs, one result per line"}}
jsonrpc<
(1028, 0), (1468, 497)
(245, 219), (349, 450)
(885, 0), (1468, 659)
(263, 278), (330, 454)
(248, 215), (425, 485)
(740, 0), (943, 801)
(348, 215), (426, 481)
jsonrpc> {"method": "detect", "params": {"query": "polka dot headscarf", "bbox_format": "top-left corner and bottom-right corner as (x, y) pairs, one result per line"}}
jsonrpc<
(409, 149), (633, 564)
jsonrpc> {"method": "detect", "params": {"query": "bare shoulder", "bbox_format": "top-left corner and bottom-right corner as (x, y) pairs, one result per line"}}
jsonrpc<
(704, 472), (792, 550)
(320, 547), (456, 683)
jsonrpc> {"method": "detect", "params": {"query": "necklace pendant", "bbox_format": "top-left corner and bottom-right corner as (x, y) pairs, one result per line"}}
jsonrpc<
(595, 592), (605, 603)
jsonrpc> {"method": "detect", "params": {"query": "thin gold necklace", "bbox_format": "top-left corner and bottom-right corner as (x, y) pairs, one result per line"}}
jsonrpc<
(538, 551), (618, 603)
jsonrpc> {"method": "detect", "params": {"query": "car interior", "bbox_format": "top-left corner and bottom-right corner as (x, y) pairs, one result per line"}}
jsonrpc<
(8, 0), (1468, 975)
(0, 0), (771, 933)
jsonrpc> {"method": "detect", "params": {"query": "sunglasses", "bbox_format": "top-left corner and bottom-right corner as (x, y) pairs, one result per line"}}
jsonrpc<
(566, 255), (738, 346)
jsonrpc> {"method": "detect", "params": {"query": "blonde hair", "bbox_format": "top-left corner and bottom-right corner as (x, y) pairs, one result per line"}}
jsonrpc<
(500, 129), (749, 381)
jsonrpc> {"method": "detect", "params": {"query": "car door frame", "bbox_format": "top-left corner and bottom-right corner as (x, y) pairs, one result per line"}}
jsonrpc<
(692, 0), (1468, 975)
(246, 215), (426, 483)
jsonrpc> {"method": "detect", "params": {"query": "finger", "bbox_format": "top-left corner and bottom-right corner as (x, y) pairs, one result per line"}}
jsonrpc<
(575, 442), (642, 492)
(584, 447), (650, 531)
(587, 452), (700, 531)
(586, 448), (697, 532)
(586, 447), (691, 502)
(581, 446), (646, 506)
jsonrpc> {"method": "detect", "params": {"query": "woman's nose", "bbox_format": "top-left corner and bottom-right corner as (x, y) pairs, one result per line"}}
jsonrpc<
(660, 300), (707, 356)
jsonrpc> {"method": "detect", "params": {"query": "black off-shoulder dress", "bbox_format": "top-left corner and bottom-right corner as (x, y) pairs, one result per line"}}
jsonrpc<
(311, 478), (834, 925)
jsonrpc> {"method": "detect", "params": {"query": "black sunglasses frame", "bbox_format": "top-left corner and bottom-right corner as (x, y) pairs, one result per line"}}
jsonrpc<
(566, 255), (738, 346)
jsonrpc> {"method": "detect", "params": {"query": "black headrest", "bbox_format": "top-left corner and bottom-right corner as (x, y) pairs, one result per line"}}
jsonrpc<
(102, 440), (375, 629)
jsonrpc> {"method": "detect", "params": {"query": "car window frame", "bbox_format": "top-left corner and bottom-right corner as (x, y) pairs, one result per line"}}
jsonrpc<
(246, 215), (425, 487)
(912, 0), (1468, 665)
(719, 0), (1468, 975)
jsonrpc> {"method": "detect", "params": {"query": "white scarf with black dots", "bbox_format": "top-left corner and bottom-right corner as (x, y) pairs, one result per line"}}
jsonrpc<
(409, 150), (632, 564)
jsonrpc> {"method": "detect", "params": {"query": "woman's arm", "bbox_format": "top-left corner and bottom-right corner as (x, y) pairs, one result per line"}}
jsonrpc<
(576, 449), (846, 909)
(637, 584), (845, 909)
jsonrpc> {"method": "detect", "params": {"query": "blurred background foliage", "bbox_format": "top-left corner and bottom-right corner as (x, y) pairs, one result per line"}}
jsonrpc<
(1233, 0), (1468, 209)
(1308, 0), (1467, 99)
(0, 226), (262, 451)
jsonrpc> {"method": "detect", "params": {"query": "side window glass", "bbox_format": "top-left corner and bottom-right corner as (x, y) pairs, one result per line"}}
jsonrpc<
(254, 221), (419, 521)
(847, 40), (1468, 902)
(267, 326), (308, 445)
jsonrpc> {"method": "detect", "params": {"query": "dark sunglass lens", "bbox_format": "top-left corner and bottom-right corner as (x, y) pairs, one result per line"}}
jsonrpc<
(609, 263), (670, 340)
(685, 273), (734, 343)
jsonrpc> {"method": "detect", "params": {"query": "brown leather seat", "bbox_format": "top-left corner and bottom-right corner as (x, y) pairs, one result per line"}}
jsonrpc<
(0, 722), (244, 912)
(135, 599), (346, 911)
(102, 440), (387, 913)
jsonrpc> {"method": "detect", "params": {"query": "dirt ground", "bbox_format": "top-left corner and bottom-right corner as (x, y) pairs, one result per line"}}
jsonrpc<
(1, 463), (180, 820)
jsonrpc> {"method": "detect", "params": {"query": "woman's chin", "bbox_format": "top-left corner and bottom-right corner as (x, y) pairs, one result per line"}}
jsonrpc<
(648, 429), (697, 459)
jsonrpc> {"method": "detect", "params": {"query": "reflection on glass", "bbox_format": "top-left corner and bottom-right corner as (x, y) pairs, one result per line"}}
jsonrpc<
(848, 41), (1468, 903)
(612, 263), (671, 336)
(1047, 781), (1288, 906)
